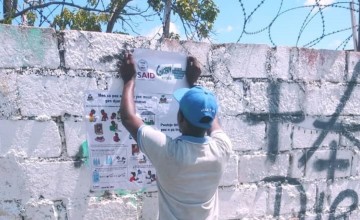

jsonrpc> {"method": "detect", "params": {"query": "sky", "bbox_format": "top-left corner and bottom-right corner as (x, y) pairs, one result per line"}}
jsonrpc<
(135, 0), (357, 50)
(1, 0), (358, 50)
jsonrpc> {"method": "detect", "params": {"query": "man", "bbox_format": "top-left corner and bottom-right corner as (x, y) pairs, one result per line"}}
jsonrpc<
(120, 52), (232, 220)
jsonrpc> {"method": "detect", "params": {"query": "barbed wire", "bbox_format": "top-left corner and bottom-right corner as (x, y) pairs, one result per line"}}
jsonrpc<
(237, 0), (359, 49)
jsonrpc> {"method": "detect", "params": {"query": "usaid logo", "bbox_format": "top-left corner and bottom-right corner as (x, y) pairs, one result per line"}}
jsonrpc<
(137, 59), (155, 79)
(137, 59), (148, 71)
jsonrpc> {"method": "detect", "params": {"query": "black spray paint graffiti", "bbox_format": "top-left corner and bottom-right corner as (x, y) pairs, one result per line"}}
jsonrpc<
(312, 141), (350, 182)
(250, 61), (360, 218)
(245, 80), (306, 163)
(298, 61), (360, 167)
(263, 176), (358, 220)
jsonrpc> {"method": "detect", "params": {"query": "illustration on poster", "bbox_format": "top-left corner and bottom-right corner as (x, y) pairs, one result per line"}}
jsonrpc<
(109, 121), (120, 132)
(146, 170), (156, 184)
(89, 109), (97, 122)
(129, 172), (139, 182)
(159, 95), (168, 103)
(113, 133), (120, 142)
(141, 111), (155, 125)
(116, 156), (126, 164)
(101, 109), (108, 121)
(132, 144), (140, 156)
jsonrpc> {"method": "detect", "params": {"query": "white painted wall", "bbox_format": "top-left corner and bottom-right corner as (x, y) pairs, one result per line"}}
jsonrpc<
(1, 24), (360, 219)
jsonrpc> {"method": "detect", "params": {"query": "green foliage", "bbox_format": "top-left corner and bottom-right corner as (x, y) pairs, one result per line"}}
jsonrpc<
(87, 0), (98, 7)
(1, 0), (219, 40)
(173, 0), (219, 39)
(169, 32), (180, 40)
(26, 11), (37, 26)
(53, 8), (108, 32)
(148, 0), (164, 13)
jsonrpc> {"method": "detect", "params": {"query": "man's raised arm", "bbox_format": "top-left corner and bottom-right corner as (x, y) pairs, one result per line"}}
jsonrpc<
(119, 53), (144, 142)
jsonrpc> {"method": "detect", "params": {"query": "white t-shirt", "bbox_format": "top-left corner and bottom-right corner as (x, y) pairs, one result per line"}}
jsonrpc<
(137, 125), (232, 220)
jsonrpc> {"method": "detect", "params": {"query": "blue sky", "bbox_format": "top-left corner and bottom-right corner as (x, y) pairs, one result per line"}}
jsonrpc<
(136, 0), (356, 50)
(1, 0), (357, 50)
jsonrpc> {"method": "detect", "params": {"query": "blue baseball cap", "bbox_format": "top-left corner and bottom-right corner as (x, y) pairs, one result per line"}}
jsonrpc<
(173, 86), (218, 129)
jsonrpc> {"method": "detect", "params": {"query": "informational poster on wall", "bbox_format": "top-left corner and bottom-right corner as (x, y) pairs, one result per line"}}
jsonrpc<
(84, 49), (188, 191)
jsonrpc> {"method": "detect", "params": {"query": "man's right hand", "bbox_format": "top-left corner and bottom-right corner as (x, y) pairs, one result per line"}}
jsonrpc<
(120, 52), (136, 82)
(186, 56), (201, 86)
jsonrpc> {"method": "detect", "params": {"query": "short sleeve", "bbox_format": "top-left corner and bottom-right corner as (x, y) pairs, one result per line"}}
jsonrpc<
(137, 125), (171, 165)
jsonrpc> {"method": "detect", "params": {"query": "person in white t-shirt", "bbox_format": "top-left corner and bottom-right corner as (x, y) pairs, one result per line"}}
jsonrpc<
(119, 52), (232, 220)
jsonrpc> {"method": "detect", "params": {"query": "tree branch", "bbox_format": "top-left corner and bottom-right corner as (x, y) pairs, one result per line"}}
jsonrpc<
(1, 1), (108, 22)
(106, 0), (131, 33)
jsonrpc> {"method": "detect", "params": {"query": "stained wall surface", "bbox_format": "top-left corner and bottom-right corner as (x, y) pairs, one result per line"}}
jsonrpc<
(1, 24), (360, 219)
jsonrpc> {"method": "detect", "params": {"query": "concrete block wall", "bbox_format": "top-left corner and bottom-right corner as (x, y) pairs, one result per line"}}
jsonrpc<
(1, 23), (360, 219)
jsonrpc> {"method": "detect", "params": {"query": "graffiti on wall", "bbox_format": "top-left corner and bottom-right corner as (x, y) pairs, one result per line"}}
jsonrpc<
(244, 62), (360, 219)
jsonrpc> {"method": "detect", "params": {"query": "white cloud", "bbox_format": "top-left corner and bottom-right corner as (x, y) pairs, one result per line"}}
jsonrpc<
(327, 39), (354, 50)
(145, 22), (181, 39)
(226, 25), (233, 32)
(216, 25), (235, 34)
(305, 0), (334, 6)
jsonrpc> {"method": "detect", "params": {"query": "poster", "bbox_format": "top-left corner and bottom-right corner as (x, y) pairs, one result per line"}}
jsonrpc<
(85, 49), (188, 191)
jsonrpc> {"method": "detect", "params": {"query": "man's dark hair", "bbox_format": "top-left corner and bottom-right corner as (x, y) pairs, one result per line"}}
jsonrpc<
(179, 110), (207, 136)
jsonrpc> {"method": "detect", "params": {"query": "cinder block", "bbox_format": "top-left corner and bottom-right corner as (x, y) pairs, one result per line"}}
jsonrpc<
(211, 43), (269, 79)
(23, 161), (91, 200)
(277, 83), (305, 113)
(294, 48), (346, 82)
(248, 82), (305, 114)
(64, 120), (86, 157)
(0, 120), (61, 158)
(329, 179), (360, 207)
(63, 30), (158, 71)
(290, 150), (306, 178)
(218, 185), (267, 219)
(17, 74), (97, 116)
(238, 154), (289, 183)
(221, 116), (266, 151)
(81, 197), (137, 220)
(351, 150), (360, 177)
(141, 193), (159, 220)
(0, 70), (19, 118)
(269, 46), (291, 80)
(247, 82), (269, 113)
(305, 83), (347, 116)
(317, 179), (360, 213)
(24, 199), (56, 219)
(265, 122), (293, 153)
(0, 24), (60, 68)
(267, 181), (316, 217)
(0, 154), (29, 200)
(349, 209), (360, 219)
(338, 116), (360, 149)
(215, 81), (244, 116)
(208, 45), (234, 85)
(342, 85), (360, 115)
(346, 51), (360, 82)
(292, 117), (340, 149)
(305, 150), (353, 180)
(0, 200), (22, 219)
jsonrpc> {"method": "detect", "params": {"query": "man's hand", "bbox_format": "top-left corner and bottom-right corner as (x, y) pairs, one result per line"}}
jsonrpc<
(186, 56), (201, 86)
(120, 52), (136, 82)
